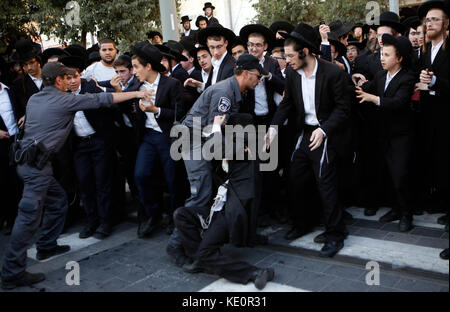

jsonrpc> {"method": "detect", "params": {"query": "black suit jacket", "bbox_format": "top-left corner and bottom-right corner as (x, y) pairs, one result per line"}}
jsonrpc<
(418, 39), (449, 142)
(271, 58), (351, 155)
(135, 75), (184, 141)
(361, 69), (415, 137)
(241, 55), (285, 122)
(171, 64), (190, 85)
(216, 53), (235, 84)
(77, 79), (115, 142)
(354, 51), (382, 81)
(181, 29), (198, 40)
(11, 74), (41, 111)
(0, 87), (23, 156)
(207, 17), (219, 25)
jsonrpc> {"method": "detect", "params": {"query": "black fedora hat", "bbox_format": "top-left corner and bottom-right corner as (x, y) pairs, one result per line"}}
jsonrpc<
(60, 55), (86, 72)
(203, 2), (215, 11)
(329, 20), (355, 38)
(42, 47), (70, 64)
(87, 51), (101, 66)
(239, 24), (275, 50)
(418, 0), (449, 20)
(371, 11), (406, 34)
(14, 39), (41, 63)
(346, 40), (366, 51)
(197, 23), (236, 46)
(154, 44), (176, 60)
(195, 16), (208, 28)
(269, 21), (295, 36)
(328, 32), (347, 57)
(402, 16), (422, 32)
(132, 41), (167, 73)
(382, 33), (412, 59)
(164, 40), (188, 62)
(280, 23), (322, 55)
(65, 44), (88, 61)
(147, 30), (163, 40)
(179, 38), (196, 53)
(181, 15), (192, 24)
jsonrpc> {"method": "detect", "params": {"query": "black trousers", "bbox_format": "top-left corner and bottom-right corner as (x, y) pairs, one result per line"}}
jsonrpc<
(174, 206), (258, 285)
(289, 126), (346, 242)
(73, 135), (113, 226)
(0, 151), (20, 227)
(383, 135), (412, 216)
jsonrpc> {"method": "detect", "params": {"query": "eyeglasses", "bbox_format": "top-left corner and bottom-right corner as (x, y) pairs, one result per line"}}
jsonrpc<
(272, 56), (286, 60)
(425, 17), (443, 24)
(247, 42), (265, 49)
(247, 70), (263, 80)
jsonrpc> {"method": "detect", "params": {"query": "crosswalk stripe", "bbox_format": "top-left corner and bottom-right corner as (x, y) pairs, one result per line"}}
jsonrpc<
(27, 233), (100, 262)
(289, 230), (449, 274)
(199, 278), (309, 292)
(347, 207), (446, 230)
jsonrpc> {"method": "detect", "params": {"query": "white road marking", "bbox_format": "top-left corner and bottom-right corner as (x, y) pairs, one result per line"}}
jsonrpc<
(27, 233), (100, 262)
(347, 207), (446, 230)
(289, 230), (449, 274)
(199, 278), (309, 292)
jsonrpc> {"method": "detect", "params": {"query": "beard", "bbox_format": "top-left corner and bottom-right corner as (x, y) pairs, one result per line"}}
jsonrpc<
(102, 58), (114, 65)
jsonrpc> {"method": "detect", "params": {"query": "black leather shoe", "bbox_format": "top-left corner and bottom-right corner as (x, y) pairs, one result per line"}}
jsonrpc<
(364, 207), (378, 216)
(399, 215), (413, 232)
(314, 232), (327, 244)
(166, 245), (193, 267)
(252, 268), (275, 290)
(440, 248), (449, 260)
(138, 217), (159, 238)
(94, 223), (112, 238)
(319, 240), (344, 258)
(1, 272), (46, 290)
(379, 209), (401, 223)
(437, 214), (448, 225)
(79, 223), (99, 239)
(36, 245), (71, 261)
(182, 260), (205, 273)
(284, 227), (311, 240)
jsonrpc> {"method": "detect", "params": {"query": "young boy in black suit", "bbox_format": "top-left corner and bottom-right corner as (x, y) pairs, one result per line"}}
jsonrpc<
(355, 34), (416, 232)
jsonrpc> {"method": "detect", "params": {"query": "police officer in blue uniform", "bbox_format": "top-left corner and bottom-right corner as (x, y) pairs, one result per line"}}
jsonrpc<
(1, 62), (150, 290)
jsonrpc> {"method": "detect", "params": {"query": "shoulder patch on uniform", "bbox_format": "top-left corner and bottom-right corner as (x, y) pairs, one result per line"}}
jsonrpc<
(218, 97), (231, 113)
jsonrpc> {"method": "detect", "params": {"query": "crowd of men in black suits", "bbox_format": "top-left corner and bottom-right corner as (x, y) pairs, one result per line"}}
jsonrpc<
(0, 0), (449, 289)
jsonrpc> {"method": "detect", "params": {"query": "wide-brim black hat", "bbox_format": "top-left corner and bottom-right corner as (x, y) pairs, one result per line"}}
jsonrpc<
(370, 12), (405, 34)
(65, 44), (88, 61)
(346, 40), (366, 51)
(280, 23), (322, 55)
(402, 16), (422, 32)
(132, 41), (167, 73)
(328, 32), (347, 57)
(418, 0), (449, 20)
(154, 44), (178, 63)
(59, 55), (86, 72)
(382, 33), (412, 59)
(181, 15), (192, 24)
(147, 31), (163, 39)
(239, 24), (275, 50)
(203, 2), (215, 11)
(164, 41), (188, 62)
(14, 39), (41, 63)
(87, 51), (101, 66)
(272, 39), (285, 50)
(329, 20), (355, 38)
(269, 21), (295, 36)
(86, 43), (99, 57)
(195, 16), (208, 28)
(42, 47), (70, 64)
(179, 38), (196, 54)
(198, 23), (236, 47)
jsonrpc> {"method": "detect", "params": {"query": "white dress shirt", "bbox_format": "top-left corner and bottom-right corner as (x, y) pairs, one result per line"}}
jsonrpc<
(375, 68), (401, 106)
(73, 86), (96, 137)
(29, 74), (43, 90)
(140, 74), (162, 132)
(0, 83), (19, 136)
(297, 57), (320, 126)
(211, 51), (228, 85)
(184, 30), (191, 37)
(428, 39), (444, 95)
(187, 67), (195, 75)
(254, 57), (269, 116)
